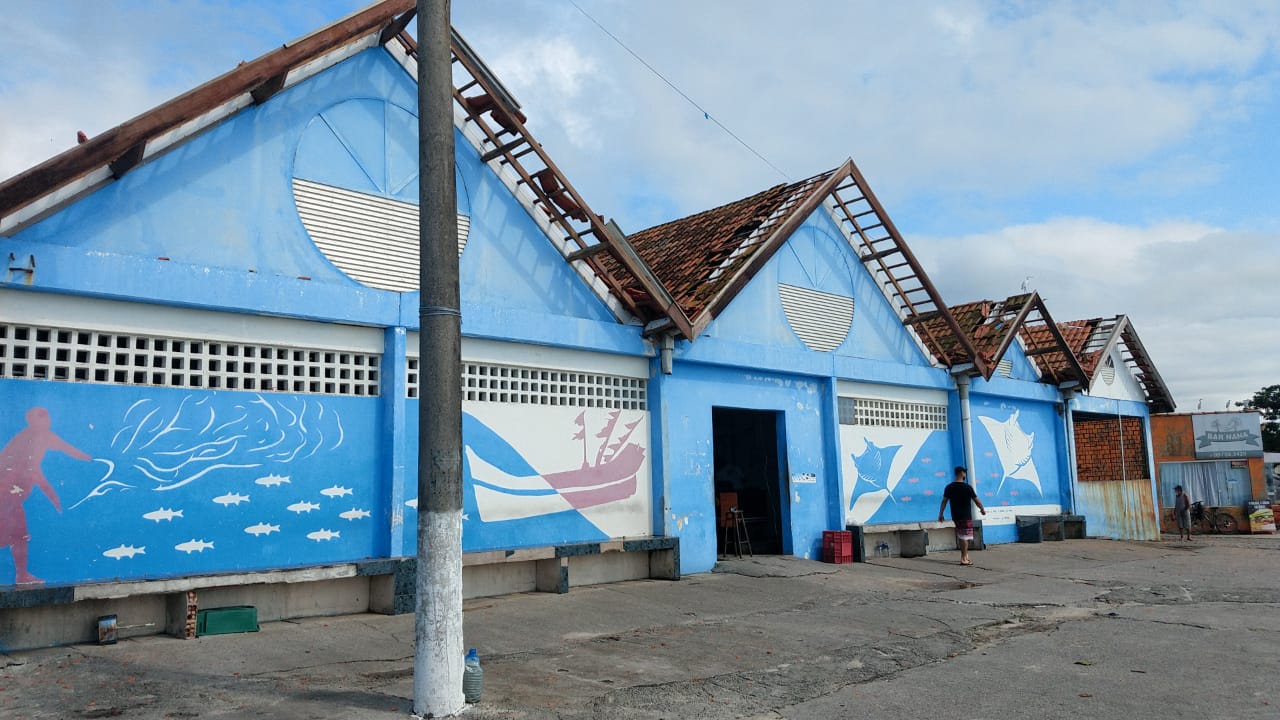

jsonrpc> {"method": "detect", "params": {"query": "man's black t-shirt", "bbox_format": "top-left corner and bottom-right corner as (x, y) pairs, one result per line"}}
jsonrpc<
(943, 481), (977, 522)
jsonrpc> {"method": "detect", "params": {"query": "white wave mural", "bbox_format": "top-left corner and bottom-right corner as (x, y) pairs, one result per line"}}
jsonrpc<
(83, 394), (346, 498)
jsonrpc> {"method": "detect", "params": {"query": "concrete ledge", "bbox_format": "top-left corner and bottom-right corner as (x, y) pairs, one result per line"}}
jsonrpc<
(0, 537), (680, 650)
(849, 521), (985, 560)
(1016, 514), (1086, 543)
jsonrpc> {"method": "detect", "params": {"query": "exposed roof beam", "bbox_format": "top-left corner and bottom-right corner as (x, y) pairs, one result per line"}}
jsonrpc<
(108, 142), (147, 179)
(1087, 315), (1129, 390)
(984, 294), (1039, 379)
(698, 164), (848, 328)
(378, 7), (417, 45)
(250, 72), (288, 105)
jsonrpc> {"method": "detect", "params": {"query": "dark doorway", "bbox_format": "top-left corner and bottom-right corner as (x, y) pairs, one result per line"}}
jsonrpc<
(712, 407), (788, 554)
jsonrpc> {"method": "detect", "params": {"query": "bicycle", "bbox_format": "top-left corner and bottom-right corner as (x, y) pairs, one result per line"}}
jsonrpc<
(1189, 501), (1237, 534)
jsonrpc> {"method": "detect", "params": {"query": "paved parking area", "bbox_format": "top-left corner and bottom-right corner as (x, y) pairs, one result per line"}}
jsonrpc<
(3, 535), (1277, 719)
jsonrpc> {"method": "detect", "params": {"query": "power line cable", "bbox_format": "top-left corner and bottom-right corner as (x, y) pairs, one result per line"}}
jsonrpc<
(567, 0), (791, 181)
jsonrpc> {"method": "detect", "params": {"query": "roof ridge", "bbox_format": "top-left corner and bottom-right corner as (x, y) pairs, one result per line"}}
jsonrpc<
(630, 166), (837, 238)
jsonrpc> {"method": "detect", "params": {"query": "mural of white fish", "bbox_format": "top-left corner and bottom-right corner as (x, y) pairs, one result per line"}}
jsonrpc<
(255, 474), (290, 487)
(320, 486), (353, 498)
(404, 498), (417, 509)
(306, 529), (340, 542)
(287, 501), (321, 514)
(978, 409), (1042, 495)
(103, 545), (146, 559)
(244, 523), (281, 536)
(175, 539), (214, 554)
(142, 508), (183, 522)
(213, 492), (250, 506)
(338, 508), (371, 521)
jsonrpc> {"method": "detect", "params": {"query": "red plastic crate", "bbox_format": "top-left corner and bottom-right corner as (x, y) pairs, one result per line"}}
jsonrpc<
(822, 546), (853, 564)
(822, 530), (852, 554)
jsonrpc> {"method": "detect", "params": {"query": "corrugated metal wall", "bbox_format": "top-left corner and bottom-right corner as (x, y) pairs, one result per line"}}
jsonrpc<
(1076, 479), (1159, 540)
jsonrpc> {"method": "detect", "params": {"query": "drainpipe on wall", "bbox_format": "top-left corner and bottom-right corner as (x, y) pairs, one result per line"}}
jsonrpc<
(659, 333), (676, 375)
(954, 372), (976, 487)
(1061, 387), (1078, 514)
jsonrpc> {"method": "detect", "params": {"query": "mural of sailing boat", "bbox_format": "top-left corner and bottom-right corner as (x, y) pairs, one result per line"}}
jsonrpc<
(467, 410), (646, 522)
(977, 409), (1042, 495)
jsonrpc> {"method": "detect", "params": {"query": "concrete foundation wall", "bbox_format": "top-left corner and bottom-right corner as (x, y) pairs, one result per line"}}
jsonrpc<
(462, 562), (537, 599)
(0, 546), (679, 650)
(569, 551), (650, 587)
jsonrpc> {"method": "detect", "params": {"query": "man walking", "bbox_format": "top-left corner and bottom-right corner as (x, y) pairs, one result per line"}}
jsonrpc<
(939, 466), (986, 566)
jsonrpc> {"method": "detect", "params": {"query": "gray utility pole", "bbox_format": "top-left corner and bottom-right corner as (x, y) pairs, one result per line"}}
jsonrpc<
(414, 0), (465, 717)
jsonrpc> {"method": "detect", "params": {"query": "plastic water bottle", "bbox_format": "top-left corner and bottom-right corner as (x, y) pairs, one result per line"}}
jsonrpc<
(463, 648), (483, 703)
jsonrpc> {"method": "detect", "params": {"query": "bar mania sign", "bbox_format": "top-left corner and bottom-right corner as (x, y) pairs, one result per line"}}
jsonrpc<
(1191, 412), (1265, 459)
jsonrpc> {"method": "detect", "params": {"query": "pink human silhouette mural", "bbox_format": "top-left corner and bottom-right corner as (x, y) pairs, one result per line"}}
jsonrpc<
(1, 408), (90, 585)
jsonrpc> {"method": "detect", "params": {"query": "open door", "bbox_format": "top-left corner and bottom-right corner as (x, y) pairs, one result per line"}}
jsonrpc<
(712, 407), (788, 554)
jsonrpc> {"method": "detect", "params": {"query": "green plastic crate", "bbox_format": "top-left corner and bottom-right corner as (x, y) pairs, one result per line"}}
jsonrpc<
(196, 606), (259, 636)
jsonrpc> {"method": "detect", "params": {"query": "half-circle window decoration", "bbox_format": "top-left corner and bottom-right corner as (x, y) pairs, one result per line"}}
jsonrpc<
(1101, 356), (1116, 385)
(292, 99), (471, 292)
(997, 358), (1013, 377)
(775, 227), (856, 352)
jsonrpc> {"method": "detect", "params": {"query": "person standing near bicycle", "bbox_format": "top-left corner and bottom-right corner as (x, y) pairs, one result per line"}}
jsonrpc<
(1174, 485), (1193, 541)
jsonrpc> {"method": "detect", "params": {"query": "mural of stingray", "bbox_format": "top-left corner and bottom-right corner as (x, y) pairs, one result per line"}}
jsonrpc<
(844, 430), (948, 525)
(977, 409), (1041, 495)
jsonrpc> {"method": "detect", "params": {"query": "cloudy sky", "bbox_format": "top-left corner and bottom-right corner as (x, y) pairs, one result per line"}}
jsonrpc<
(2, 1), (1277, 412)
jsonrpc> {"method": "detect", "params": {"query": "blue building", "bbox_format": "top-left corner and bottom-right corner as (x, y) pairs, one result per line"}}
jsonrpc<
(0, 0), (1173, 647)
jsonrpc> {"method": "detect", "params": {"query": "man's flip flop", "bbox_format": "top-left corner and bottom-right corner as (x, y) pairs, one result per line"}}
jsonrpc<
(959, 560), (973, 566)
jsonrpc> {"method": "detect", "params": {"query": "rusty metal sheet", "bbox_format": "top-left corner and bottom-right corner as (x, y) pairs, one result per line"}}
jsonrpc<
(1076, 479), (1159, 540)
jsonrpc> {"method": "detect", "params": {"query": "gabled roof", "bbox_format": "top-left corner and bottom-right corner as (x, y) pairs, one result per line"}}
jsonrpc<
(615, 158), (983, 370)
(1035, 316), (1175, 413)
(0, 0), (693, 335)
(621, 169), (834, 322)
(916, 292), (1088, 385)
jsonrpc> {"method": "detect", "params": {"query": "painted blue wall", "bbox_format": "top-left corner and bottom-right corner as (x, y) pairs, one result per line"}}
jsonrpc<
(700, 210), (936, 368)
(0, 45), (657, 590)
(969, 394), (1068, 543)
(652, 362), (834, 574)
(844, 429), (956, 525)
(0, 380), (381, 587)
(8, 47), (623, 344)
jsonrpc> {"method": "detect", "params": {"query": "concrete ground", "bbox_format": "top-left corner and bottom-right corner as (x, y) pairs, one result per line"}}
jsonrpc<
(3, 534), (1278, 719)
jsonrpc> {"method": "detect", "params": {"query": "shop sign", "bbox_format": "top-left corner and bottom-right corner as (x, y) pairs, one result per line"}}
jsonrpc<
(1191, 413), (1264, 459)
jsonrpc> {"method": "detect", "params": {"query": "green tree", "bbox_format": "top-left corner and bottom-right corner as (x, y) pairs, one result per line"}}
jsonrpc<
(1237, 384), (1280, 452)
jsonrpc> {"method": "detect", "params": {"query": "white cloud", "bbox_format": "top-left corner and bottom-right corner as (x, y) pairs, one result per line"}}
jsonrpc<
(912, 219), (1280, 411)
(2, 1), (1276, 413)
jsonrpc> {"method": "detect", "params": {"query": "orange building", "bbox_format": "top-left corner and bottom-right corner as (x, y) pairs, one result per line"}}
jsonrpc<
(1150, 412), (1268, 532)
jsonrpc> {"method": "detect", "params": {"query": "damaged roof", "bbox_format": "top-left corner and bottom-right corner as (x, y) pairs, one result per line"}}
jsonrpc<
(621, 169), (834, 322)
(0, 0), (693, 335)
(614, 159), (983, 370)
(916, 292), (1088, 385)
(1026, 316), (1175, 412)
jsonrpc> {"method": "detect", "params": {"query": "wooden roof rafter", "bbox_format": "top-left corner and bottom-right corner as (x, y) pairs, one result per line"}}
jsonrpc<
(396, 30), (694, 338)
(1117, 321), (1176, 413)
(690, 168), (842, 337)
(827, 159), (984, 375)
(1009, 294), (1089, 386)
